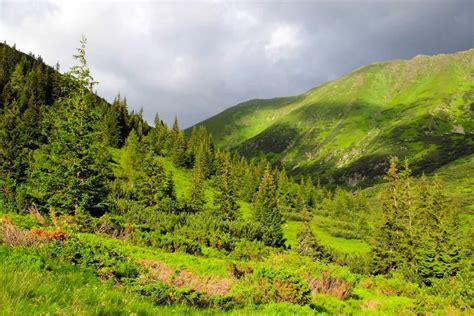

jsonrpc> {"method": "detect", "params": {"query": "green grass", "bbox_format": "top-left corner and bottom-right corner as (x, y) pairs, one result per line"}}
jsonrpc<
(79, 233), (232, 277)
(282, 221), (301, 248)
(310, 221), (372, 254)
(158, 156), (192, 200)
(0, 246), (199, 315)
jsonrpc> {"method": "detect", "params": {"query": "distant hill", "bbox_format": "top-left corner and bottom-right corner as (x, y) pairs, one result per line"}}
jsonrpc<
(191, 49), (474, 186)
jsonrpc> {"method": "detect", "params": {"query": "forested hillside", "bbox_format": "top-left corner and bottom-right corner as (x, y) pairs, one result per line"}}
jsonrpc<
(193, 50), (474, 187)
(0, 40), (472, 315)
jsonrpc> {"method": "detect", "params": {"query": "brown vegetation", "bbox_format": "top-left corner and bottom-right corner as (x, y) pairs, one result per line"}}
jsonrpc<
(138, 259), (233, 296)
(0, 223), (45, 247)
(30, 228), (68, 240)
(308, 271), (353, 300)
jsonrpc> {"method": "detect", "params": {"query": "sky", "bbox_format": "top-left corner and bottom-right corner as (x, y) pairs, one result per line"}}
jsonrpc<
(1, 0), (473, 128)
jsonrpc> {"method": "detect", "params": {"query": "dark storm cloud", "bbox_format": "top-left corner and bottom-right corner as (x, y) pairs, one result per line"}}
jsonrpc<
(1, 0), (472, 127)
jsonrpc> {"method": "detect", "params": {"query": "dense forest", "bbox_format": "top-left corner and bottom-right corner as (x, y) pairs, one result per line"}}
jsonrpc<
(0, 39), (472, 315)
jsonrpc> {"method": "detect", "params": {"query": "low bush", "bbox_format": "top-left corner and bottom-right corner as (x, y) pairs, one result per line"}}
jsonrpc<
(93, 214), (128, 237)
(134, 282), (234, 309)
(428, 266), (474, 309)
(0, 223), (45, 247)
(30, 228), (68, 240)
(231, 239), (270, 261)
(0, 213), (38, 230)
(249, 267), (311, 305)
(227, 262), (253, 279)
(43, 237), (139, 282)
(308, 271), (353, 300)
(283, 211), (308, 222)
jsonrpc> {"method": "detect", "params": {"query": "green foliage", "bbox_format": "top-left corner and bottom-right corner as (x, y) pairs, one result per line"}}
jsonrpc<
(414, 175), (463, 285)
(372, 159), (466, 285)
(43, 237), (139, 281)
(27, 93), (112, 216)
(245, 267), (311, 305)
(296, 222), (332, 261)
(372, 159), (417, 275)
(187, 144), (206, 212)
(318, 188), (371, 240)
(214, 152), (239, 221)
(0, 246), (194, 315)
(253, 164), (285, 247)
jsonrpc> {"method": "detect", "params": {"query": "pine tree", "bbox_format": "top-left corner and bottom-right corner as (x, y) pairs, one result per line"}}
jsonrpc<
(111, 93), (131, 145)
(372, 159), (416, 274)
(188, 144), (206, 212)
(148, 113), (168, 155)
(215, 152), (239, 220)
(168, 117), (188, 167)
(137, 151), (168, 208)
(414, 175), (463, 285)
(26, 37), (111, 216)
(254, 164), (285, 247)
(116, 130), (145, 197)
(68, 35), (98, 95)
(297, 222), (331, 261)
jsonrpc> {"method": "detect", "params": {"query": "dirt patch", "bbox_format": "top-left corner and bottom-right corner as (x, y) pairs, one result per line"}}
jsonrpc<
(138, 259), (233, 296)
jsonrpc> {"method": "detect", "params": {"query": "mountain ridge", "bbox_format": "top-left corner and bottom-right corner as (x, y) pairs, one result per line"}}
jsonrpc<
(191, 48), (474, 186)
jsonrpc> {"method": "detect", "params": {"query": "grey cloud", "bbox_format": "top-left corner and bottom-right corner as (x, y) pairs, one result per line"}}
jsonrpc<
(1, 0), (472, 127)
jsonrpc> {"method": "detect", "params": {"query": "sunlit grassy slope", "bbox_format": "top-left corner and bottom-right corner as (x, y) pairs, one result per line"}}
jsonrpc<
(192, 49), (474, 186)
(0, 246), (197, 315)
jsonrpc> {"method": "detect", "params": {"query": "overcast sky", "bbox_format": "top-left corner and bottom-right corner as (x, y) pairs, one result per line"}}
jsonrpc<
(1, 0), (473, 127)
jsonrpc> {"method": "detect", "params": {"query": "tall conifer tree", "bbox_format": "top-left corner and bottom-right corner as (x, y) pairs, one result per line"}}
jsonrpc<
(254, 164), (285, 247)
(27, 36), (111, 216)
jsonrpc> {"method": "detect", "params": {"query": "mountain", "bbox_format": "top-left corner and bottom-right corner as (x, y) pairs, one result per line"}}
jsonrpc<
(192, 49), (474, 186)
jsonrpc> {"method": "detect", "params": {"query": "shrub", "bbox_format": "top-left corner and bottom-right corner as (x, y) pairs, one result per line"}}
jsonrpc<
(43, 237), (139, 281)
(429, 266), (473, 309)
(135, 282), (211, 308)
(231, 239), (270, 261)
(250, 267), (311, 305)
(0, 213), (38, 229)
(226, 220), (264, 241)
(283, 211), (308, 222)
(0, 223), (45, 247)
(308, 271), (353, 300)
(30, 228), (68, 240)
(94, 214), (127, 236)
(227, 262), (253, 279)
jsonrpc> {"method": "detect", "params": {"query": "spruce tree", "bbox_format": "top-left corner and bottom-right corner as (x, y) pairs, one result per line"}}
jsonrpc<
(111, 93), (131, 145)
(297, 222), (331, 261)
(26, 36), (111, 216)
(168, 117), (188, 167)
(371, 159), (416, 274)
(188, 144), (206, 212)
(215, 152), (239, 220)
(276, 169), (293, 214)
(68, 35), (98, 94)
(415, 175), (463, 285)
(254, 164), (285, 247)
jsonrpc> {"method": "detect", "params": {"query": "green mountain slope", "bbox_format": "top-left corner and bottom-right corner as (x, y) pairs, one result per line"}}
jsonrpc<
(193, 49), (474, 186)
